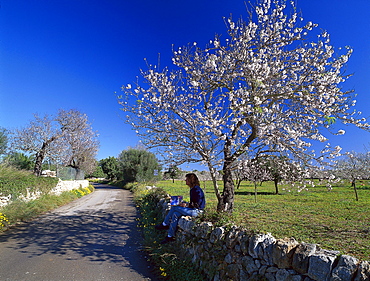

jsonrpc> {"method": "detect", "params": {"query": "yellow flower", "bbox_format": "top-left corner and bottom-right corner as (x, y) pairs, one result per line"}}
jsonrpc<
(0, 213), (9, 229)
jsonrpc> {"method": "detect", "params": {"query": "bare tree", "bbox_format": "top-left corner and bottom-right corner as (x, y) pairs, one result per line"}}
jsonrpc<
(57, 109), (99, 177)
(11, 114), (63, 176)
(11, 109), (99, 177)
(119, 0), (368, 212)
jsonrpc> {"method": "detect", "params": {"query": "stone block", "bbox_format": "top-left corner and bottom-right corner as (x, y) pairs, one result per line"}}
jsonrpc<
(276, 268), (290, 280)
(195, 221), (213, 239)
(239, 233), (250, 255)
(249, 233), (276, 265)
(330, 254), (359, 281)
(290, 275), (303, 281)
(292, 243), (317, 274)
(209, 226), (225, 244)
(240, 269), (249, 280)
(241, 255), (258, 274)
(265, 272), (276, 281)
(308, 249), (338, 281)
(226, 263), (241, 280)
(225, 226), (240, 248)
(178, 216), (195, 234)
(224, 253), (233, 264)
(273, 237), (299, 269)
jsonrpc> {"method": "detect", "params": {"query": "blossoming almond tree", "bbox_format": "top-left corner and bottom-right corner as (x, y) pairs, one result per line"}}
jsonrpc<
(119, 0), (368, 212)
(237, 158), (272, 203)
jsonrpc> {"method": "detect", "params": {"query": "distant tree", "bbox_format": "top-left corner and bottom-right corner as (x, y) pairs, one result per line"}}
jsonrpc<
(118, 148), (160, 183)
(56, 109), (99, 177)
(164, 165), (180, 183)
(0, 127), (8, 156)
(233, 167), (244, 190)
(11, 109), (99, 177)
(262, 156), (308, 194)
(334, 151), (369, 201)
(100, 157), (120, 181)
(237, 158), (272, 202)
(86, 162), (106, 179)
(119, 0), (368, 212)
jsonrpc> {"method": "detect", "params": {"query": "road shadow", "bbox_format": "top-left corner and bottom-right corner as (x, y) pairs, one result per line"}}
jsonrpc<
(0, 209), (157, 280)
(91, 183), (123, 190)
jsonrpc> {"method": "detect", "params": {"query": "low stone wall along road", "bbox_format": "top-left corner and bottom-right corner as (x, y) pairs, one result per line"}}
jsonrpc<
(0, 183), (158, 281)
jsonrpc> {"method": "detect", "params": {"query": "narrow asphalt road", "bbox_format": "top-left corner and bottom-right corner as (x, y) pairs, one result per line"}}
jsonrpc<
(0, 183), (158, 281)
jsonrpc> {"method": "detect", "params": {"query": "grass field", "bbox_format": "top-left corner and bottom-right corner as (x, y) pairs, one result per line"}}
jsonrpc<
(155, 179), (370, 261)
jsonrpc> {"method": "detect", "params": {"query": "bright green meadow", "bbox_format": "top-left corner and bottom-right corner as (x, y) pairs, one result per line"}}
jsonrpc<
(155, 179), (370, 262)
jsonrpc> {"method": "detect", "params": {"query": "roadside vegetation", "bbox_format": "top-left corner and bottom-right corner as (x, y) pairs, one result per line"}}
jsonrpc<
(125, 182), (207, 280)
(0, 165), (94, 232)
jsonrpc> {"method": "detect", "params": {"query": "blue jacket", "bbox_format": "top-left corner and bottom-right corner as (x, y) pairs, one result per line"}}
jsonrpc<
(189, 185), (206, 210)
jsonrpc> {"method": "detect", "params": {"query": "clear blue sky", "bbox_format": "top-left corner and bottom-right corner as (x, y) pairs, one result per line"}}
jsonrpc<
(1, 0), (370, 169)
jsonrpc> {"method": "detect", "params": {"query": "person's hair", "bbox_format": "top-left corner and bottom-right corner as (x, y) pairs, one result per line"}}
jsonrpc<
(185, 173), (200, 188)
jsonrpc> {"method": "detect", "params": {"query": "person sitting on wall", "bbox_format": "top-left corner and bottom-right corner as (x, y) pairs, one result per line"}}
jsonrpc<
(155, 173), (206, 244)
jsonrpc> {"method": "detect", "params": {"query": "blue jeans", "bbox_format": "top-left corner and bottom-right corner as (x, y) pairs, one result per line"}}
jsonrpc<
(164, 206), (202, 237)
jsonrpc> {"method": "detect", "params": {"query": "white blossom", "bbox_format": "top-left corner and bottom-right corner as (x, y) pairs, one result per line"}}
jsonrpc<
(337, 129), (345, 135)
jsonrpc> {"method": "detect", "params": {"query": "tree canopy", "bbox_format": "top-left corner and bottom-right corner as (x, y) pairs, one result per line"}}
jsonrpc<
(119, 0), (368, 212)
(100, 156), (121, 181)
(118, 148), (161, 183)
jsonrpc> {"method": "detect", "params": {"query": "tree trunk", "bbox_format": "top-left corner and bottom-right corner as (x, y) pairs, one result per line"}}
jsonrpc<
(236, 179), (242, 189)
(254, 182), (258, 203)
(353, 181), (359, 201)
(217, 164), (234, 212)
(274, 179), (279, 194)
(217, 138), (235, 213)
(33, 151), (45, 176)
(33, 136), (58, 176)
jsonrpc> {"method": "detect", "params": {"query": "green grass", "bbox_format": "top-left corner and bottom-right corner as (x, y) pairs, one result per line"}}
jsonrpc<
(155, 179), (370, 261)
(0, 165), (59, 198)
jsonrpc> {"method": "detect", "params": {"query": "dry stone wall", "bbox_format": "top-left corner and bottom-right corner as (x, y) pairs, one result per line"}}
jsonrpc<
(50, 179), (89, 195)
(157, 198), (370, 281)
